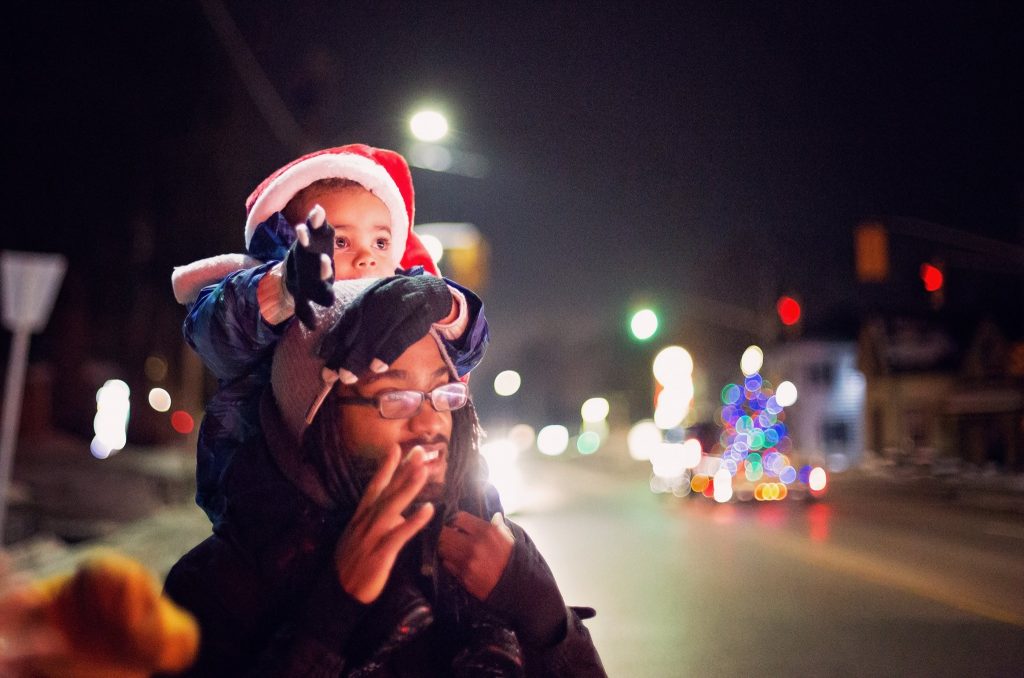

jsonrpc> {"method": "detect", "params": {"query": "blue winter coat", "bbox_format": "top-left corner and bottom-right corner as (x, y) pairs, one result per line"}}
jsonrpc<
(183, 216), (490, 525)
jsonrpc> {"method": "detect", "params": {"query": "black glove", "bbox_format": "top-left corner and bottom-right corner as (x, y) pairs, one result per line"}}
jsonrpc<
(284, 206), (335, 329)
(319, 275), (453, 376)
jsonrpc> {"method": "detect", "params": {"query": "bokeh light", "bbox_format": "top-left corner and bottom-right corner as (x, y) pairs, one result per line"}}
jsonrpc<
(576, 431), (601, 454)
(144, 355), (168, 382)
(419, 233), (444, 264)
(493, 370), (522, 397)
(702, 350), (811, 503)
(652, 346), (693, 386)
(740, 345), (764, 376)
(809, 467), (828, 492)
(654, 389), (689, 429)
(93, 379), (130, 459)
(713, 468), (733, 503)
(627, 420), (661, 461)
(920, 262), (944, 292)
(148, 387), (171, 412)
(680, 438), (702, 469)
(171, 410), (194, 435)
(650, 442), (687, 478)
(777, 296), (801, 326)
(580, 397), (610, 423)
(508, 423), (535, 452)
(776, 381), (798, 407)
(409, 110), (449, 141)
(537, 425), (569, 456)
(630, 309), (658, 340)
(480, 438), (524, 513)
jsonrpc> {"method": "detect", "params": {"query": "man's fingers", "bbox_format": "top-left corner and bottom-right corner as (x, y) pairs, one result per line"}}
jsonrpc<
(378, 502), (435, 557)
(438, 552), (465, 579)
(375, 451), (429, 518)
(437, 525), (473, 564)
(354, 446), (401, 519)
(449, 511), (490, 536)
(491, 512), (515, 540)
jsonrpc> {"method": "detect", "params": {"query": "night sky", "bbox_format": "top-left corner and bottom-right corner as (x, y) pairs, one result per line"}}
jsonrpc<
(4, 1), (1023, 429)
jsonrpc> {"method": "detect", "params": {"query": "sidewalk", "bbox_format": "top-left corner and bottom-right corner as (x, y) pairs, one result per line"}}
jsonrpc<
(4, 433), (207, 580)
(833, 464), (1024, 515)
(8, 502), (211, 581)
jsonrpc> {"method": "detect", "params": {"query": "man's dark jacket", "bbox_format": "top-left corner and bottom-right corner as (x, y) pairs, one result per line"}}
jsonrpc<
(164, 393), (606, 677)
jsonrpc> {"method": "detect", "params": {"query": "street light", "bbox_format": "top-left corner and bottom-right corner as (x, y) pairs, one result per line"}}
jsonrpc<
(409, 110), (449, 142)
(0, 251), (67, 536)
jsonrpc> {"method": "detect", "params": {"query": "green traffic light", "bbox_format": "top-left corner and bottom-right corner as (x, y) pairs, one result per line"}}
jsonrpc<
(630, 308), (658, 340)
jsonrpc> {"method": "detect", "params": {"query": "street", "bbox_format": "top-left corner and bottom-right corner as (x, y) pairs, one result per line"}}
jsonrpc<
(513, 456), (1024, 677)
(9, 445), (1024, 676)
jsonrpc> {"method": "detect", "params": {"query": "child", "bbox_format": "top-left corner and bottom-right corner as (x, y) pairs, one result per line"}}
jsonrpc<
(172, 144), (489, 526)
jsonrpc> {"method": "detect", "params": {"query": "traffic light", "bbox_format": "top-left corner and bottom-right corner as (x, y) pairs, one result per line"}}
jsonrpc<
(920, 261), (944, 308)
(776, 296), (801, 326)
(855, 222), (889, 282)
(920, 262), (943, 291)
(629, 308), (659, 341)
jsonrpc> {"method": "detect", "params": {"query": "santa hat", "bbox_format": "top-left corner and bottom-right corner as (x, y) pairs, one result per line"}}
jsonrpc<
(245, 144), (436, 274)
(171, 145), (438, 307)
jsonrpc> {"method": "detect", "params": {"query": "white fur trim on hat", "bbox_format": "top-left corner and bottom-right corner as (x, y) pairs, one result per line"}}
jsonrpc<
(245, 153), (409, 256)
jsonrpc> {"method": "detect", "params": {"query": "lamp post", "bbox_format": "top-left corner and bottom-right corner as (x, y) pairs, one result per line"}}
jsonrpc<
(0, 251), (67, 540)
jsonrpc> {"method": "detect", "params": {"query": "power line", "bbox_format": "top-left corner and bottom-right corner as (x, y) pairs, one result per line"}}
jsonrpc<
(197, 0), (311, 153)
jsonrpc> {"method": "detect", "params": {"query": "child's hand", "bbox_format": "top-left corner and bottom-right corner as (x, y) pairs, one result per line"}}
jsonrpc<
(284, 205), (335, 329)
(318, 275), (453, 377)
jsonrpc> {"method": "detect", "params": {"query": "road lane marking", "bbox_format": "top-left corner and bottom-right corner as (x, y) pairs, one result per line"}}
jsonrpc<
(764, 533), (1024, 628)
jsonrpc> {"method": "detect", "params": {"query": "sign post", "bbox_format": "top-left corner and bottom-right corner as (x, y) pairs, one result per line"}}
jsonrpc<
(0, 251), (67, 543)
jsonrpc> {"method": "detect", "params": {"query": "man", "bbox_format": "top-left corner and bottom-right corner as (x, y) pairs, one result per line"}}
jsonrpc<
(164, 275), (605, 676)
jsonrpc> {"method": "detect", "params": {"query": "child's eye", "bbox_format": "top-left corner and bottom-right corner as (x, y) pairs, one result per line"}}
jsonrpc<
(374, 238), (390, 250)
(334, 237), (349, 249)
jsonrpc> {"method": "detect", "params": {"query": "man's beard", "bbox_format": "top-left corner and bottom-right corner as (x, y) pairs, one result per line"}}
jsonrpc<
(347, 435), (450, 505)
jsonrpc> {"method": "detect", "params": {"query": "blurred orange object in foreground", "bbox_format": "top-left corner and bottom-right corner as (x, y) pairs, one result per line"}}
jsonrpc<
(0, 551), (199, 678)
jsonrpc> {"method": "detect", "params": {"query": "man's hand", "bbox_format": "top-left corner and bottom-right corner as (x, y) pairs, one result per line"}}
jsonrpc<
(333, 446), (435, 604)
(437, 511), (514, 601)
(284, 205), (335, 329)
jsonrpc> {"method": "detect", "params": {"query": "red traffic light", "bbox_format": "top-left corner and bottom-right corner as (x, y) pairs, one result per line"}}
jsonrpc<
(920, 263), (943, 292)
(776, 296), (801, 326)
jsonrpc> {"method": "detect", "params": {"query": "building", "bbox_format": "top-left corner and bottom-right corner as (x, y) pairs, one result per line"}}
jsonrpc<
(857, 316), (1024, 471)
(769, 340), (866, 471)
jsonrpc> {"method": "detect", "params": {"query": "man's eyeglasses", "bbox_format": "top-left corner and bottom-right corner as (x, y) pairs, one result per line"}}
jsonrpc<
(337, 382), (469, 419)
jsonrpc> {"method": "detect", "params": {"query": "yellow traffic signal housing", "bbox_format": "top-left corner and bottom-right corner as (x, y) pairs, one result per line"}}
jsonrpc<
(855, 222), (889, 282)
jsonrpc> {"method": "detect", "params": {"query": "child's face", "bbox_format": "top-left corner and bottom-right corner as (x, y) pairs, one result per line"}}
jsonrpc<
(296, 187), (401, 279)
